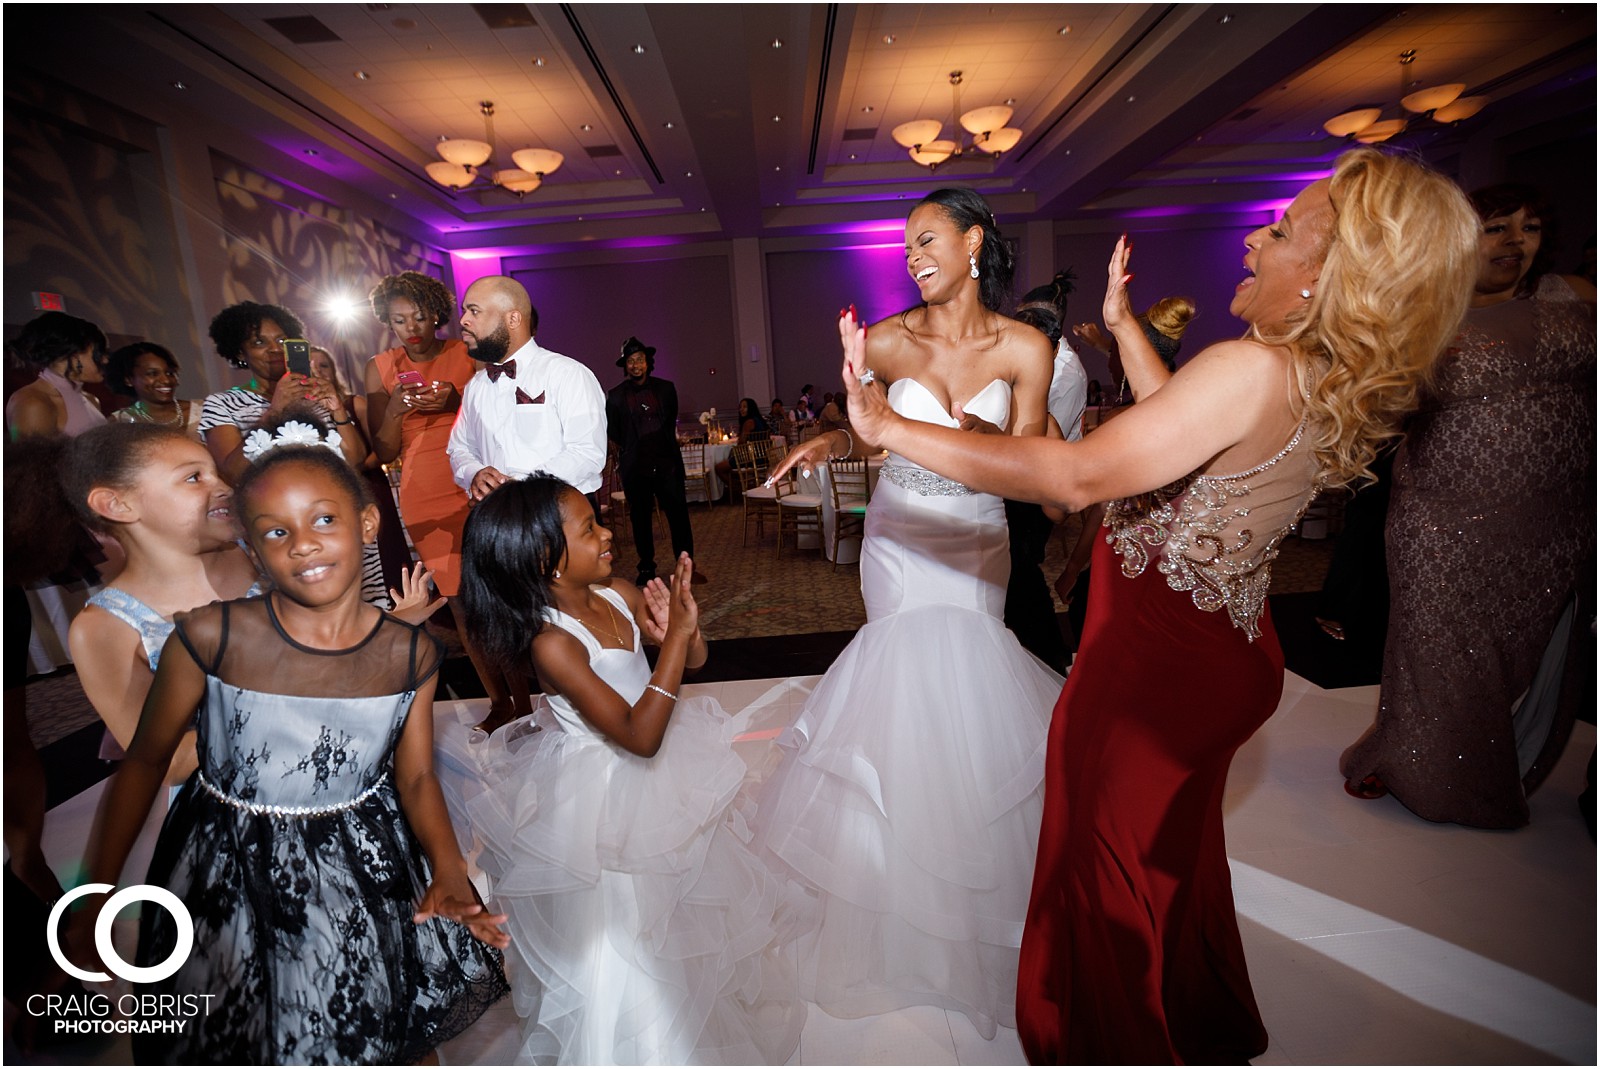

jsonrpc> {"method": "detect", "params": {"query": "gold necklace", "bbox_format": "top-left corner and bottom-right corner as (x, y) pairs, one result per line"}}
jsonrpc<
(580, 593), (626, 646)
(133, 400), (185, 426)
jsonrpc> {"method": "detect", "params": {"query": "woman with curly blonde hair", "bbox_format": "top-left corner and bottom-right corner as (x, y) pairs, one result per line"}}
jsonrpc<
(825, 148), (1480, 1063)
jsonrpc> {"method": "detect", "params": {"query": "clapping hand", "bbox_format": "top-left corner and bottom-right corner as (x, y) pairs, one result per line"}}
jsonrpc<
(389, 563), (445, 625)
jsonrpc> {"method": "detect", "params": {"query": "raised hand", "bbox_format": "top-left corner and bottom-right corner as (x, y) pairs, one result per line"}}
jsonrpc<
(1102, 234), (1136, 338)
(665, 553), (700, 640)
(389, 563), (445, 625)
(837, 306), (895, 447)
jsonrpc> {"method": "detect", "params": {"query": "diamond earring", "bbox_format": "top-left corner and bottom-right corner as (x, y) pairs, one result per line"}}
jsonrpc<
(1300, 288), (1313, 300)
(969, 252), (980, 279)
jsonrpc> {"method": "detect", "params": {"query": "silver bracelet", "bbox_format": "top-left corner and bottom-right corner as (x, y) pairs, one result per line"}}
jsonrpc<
(646, 683), (678, 702)
(828, 427), (855, 460)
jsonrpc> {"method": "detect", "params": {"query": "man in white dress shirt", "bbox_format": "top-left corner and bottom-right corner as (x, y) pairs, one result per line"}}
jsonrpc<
(446, 275), (607, 734)
(447, 275), (607, 504)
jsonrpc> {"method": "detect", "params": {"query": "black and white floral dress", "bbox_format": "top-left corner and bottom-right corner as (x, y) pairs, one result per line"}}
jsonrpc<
(135, 596), (507, 1064)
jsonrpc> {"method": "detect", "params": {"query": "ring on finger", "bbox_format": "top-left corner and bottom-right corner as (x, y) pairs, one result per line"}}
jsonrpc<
(857, 369), (876, 387)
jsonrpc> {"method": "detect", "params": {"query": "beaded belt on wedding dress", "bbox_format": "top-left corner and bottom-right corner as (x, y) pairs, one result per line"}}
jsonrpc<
(195, 769), (388, 817)
(879, 462), (975, 497)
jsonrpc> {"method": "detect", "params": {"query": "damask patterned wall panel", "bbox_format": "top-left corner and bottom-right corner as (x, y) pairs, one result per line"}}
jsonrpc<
(212, 154), (450, 388)
(3, 97), (191, 351)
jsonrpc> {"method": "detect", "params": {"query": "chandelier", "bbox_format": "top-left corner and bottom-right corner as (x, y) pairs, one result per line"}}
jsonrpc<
(891, 71), (1023, 171)
(425, 101), (564, 195)
(1323, 50), (1488, 144)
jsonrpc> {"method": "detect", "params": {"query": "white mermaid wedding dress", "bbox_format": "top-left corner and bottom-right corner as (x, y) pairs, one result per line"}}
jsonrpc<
(753, 377), (1064, 1039)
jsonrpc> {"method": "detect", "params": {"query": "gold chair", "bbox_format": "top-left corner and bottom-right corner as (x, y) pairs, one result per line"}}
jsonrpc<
(825, 457), (870, 570)
(775, 468), (824, 558)
(680, 442), (715, 506)
(732, 442), (778, 545)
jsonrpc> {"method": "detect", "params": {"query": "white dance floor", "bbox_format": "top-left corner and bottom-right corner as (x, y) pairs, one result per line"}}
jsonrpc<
(29, 671), (1596, 1065)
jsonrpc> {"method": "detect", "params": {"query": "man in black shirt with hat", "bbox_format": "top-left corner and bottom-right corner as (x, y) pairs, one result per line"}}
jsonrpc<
(605, 336), (699, 585)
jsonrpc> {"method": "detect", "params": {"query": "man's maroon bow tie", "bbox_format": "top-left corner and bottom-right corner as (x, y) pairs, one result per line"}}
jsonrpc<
(485, 359), (517, 382)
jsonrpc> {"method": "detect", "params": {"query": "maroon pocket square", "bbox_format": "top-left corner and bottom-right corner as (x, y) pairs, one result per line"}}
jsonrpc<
(516, 388), (545, 405)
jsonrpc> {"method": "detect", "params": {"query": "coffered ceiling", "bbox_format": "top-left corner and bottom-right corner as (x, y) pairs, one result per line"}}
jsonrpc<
(15, 3), (1595, 251)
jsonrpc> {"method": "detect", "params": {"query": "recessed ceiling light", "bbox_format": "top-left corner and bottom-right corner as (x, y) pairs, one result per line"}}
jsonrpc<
(632, 44), (646, 54)
(1064, 149), (1072, 156)
(881, 34), (896, 44)
(861, 105), (875, 113)
(772, 115), (781, 122)
(774, 165), (781, 171)
(1057, 25), (1071, 35)
(578, 216), (584, 221)
(354, 71), (371, 80)
(1217, 13), (1233, 23)
(1126, 95), (1136, 103)
(770, 38), (783, 49)
(304, 149), (319, 156)
(581, 123), (593, 131)
(849, 153), (857, 160)
(1005, 98), (1017, 106)
(389, 193), (398, 199)
(171, 80), (188, 90)
(615, 169), (622, 175)
(685, 170), (693, 177)
(700, 207), (706, 211)
(663, 121), (675, 129)
(532, 57), (546, 67)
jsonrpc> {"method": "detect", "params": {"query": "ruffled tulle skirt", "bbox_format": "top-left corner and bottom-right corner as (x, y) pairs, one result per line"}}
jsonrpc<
(436, 698), (805, 1065)
(751, 601), (1061, 1039)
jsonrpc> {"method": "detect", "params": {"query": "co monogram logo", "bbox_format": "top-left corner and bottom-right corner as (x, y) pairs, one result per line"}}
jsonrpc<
(46, 884), (194, 984)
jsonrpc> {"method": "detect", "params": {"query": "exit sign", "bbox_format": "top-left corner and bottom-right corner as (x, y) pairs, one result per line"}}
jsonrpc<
(32, 292), (64, 311)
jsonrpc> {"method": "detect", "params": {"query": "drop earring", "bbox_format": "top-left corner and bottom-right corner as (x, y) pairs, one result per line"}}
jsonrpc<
(968, 252), (980, 279)
(553, 569), (561, 579)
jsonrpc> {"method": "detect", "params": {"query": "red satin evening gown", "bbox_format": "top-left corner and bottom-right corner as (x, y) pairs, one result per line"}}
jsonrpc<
(1017, 416), (1319, 1064)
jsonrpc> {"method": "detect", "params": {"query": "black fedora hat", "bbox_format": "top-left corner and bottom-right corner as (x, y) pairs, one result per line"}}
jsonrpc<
(617, 336), (657, 367)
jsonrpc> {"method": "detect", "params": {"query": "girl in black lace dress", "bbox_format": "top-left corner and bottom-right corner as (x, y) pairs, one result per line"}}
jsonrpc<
(77, 441), (509, 1064)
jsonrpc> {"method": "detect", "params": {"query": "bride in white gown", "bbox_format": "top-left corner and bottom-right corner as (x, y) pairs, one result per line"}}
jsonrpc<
(757, 188), (1065, 1039)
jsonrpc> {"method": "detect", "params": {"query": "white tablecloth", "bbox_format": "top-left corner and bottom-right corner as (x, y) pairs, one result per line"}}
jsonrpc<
(683, 442), (735, 502)
(812, 455), (885, 563)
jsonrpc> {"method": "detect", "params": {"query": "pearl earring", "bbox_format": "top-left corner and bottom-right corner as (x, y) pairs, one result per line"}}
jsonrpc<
(968, 252), (980, 279)
(553, 569), (561, 579)
(1300, 288), (1313, 300)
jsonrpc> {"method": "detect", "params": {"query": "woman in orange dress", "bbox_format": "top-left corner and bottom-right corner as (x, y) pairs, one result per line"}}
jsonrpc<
(364, 271), (477, 596)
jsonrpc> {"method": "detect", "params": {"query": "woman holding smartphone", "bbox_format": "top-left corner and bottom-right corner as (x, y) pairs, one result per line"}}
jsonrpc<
(365, 271), (477, 599)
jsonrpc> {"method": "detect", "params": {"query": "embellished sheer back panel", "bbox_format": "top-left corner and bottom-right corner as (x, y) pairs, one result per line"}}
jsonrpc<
(173, 597), (443, 808)
(176, 596), (441, 699)
(1105, 416), (1320, 639)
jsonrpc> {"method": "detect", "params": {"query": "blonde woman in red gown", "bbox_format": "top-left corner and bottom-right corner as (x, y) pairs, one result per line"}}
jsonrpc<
(365, 271), (477, 596)
(835, 148), (1481, 1062)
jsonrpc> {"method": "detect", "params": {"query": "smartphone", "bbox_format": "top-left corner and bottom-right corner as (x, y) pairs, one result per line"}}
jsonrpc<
(283, 338), (311, 377)
(396, 370), (426, 388)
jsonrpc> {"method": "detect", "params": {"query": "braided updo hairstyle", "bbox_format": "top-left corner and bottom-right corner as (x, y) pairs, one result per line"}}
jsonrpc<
(916, 188), (1015, 312)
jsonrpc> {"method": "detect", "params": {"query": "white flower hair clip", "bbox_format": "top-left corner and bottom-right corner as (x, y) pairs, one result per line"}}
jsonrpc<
(241, 420), (345, 461)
